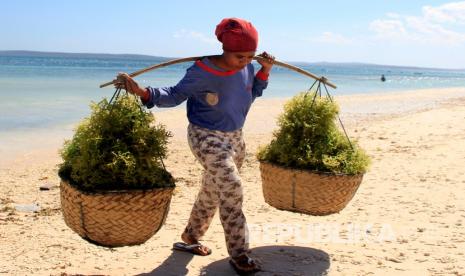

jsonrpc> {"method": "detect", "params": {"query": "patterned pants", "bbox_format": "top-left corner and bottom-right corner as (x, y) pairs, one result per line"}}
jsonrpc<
(183, 123), (248, 258)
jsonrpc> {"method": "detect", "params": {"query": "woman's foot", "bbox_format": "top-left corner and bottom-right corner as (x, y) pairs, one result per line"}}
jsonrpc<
(172, 232), (211, 256)
(229, 254), (261, 273)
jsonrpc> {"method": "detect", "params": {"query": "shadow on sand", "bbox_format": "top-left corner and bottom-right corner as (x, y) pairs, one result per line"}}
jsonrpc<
(137, 249), (194, 276)
(139, 245), (329, 276)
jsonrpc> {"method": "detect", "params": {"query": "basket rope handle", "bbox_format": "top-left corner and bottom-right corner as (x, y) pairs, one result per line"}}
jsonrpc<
(108, 87), (168, 170)
(306, 79), (354, 150)
(99, 56), (337, 89)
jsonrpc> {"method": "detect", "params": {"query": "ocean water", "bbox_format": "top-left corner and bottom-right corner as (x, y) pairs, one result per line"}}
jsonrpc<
(1, 52), (465, 132)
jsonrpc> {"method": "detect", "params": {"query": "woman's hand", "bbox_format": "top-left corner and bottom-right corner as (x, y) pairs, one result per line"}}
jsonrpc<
(114, 73), (147, 97)
(256, 51), (275, 74)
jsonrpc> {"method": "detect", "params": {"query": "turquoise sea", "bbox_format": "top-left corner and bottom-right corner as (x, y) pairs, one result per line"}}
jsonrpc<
(1, 51), (465, 132)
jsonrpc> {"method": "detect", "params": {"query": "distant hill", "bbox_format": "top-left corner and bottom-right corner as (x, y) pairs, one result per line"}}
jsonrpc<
(0, 50), (172, 61)
(290, 61), (465, 72)
(1, 50), (463, 71)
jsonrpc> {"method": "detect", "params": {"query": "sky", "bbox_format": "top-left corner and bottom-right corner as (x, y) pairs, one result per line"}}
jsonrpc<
(1, 0), (465, 69)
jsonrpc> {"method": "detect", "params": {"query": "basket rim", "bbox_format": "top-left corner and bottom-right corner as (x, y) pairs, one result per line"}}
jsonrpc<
(259, 161), (364, 177)
(60, 178), (175, 196)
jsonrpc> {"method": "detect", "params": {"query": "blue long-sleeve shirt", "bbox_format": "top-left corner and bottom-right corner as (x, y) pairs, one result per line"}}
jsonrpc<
(143, 57), (268, 132)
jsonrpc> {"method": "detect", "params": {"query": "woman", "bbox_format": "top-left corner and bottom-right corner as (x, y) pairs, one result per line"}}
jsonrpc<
(117, 17), (274, 273)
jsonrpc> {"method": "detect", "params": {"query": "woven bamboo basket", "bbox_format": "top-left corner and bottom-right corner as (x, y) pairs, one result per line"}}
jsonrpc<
(60, 180), (174, 247)
(259, 162), (363, 216)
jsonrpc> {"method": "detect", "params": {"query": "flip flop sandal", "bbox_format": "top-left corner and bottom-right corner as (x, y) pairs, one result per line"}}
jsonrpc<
(172, 242), (212, 256)
(229, 255), (261, 274)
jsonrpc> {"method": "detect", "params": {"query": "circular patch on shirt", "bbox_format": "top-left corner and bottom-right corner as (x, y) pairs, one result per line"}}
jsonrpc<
(205, 92), (219, 106)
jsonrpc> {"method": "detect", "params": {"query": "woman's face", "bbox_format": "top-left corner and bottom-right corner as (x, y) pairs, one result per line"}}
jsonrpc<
(223, 51), (255, 70)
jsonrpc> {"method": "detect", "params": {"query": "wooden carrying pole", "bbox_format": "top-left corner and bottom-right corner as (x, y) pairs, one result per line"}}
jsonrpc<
(99, 56), (337, 89)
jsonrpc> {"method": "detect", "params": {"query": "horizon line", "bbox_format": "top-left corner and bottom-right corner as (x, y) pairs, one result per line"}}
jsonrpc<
(1, 49), (464, 71)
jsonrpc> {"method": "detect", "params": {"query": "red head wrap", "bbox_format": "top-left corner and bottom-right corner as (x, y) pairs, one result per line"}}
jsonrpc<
(215, 18), (258, 52)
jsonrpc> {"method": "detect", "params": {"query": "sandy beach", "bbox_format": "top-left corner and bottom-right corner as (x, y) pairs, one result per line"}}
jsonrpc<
(1, 87), (465, 275)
